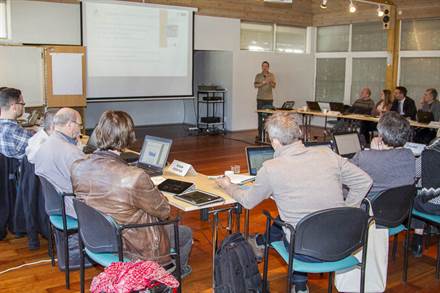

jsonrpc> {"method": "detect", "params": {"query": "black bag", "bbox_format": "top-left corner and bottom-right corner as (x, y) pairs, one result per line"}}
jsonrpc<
(214, 232), (262, 293)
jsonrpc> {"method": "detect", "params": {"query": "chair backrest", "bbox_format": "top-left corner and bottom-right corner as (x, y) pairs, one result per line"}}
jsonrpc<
(73, 199), (119, 254)
(294, 207), (369, 262)
(422, 149), (440, 189)
(371, 185), (416, 228)
(39, 176), (63, 216)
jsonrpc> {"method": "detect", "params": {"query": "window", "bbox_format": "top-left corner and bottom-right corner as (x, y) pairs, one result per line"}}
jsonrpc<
(275, 25), (306, 54)
(317, 25), (349, 52)
(240, 21), (306, 53)
(401, 19), (440, 51)
(315, 58), (346, 103)
(352, 22), (387, 52)
(400, 58), (440, 100)
(240, 22), (273, 52)
(351, 58), (387, 103)
(0, 0), (7, 39)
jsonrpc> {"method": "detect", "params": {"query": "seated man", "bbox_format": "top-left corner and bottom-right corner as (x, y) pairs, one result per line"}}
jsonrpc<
(415, 88), (440, 144)
(26, 110), (56, 164)
(71, 110), (192, 276)
(347, 87), (376, 143)
(351, 111), (415, 199)
(348, 87), (375, 115)
(0, 87), (33, 159)
(420, 88), (440, 121)
(391, 86), (417, 120)
(33, 108), (84, 218)
(216, 112), (372, 293)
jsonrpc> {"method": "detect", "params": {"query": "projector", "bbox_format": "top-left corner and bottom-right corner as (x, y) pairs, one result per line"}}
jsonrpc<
(264, 0), (293, 3)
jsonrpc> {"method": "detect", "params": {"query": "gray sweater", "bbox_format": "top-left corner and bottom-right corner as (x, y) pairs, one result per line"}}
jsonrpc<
(34, 132), (85, 218)
(351, 148), (416, 197)
(422, 99), (440, 121)
(223, 141), (372, 231)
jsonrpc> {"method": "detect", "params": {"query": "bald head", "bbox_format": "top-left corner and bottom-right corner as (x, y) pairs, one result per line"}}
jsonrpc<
(54, 108), (82, 139)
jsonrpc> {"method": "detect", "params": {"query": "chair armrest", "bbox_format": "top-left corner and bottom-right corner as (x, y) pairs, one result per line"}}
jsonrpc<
(262, 210), (295, 234)
(119, 217), (180, 231)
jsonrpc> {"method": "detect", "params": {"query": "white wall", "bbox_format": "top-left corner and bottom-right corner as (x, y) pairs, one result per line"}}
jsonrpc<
(232, 52), (315, 131)
(185, 51), (233, 129)
(6, 0), (81, 45)
(193, 15), (315, 131)
(86, 100), (185, 128)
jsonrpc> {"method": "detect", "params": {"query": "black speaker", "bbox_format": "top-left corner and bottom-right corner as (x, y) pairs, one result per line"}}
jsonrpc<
(382, 8), (391, 29)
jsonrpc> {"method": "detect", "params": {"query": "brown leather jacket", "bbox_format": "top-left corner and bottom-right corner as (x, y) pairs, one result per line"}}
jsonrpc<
(71, 151), (171, 264)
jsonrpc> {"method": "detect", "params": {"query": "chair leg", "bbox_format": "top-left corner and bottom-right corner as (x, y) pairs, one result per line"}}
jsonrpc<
(48, 223), (55, 267)
(436, 238), (440, 279)
(392, 234), (398, 261)
(328, 272), (333, 293)
(64, 231), (70, 289)
(403, 230), (411, 282)
(79, 235), (85, 293)
(425, 225), (432, 249)
(262, 246), (270, 293)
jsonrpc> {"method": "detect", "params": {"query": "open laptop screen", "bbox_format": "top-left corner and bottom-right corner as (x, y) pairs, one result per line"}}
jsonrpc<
(333, 133), (361, 157)
(139, 135), (172, 168)
(246, 146), (274, 176)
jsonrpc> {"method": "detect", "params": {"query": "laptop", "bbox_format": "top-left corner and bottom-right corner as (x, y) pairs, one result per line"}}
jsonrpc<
(417, 111), (434, 124)
(246, 146), (274, 176)
(276, 101), (295, 110)
(332, 132), (362, 158)
(137, 135), (172, 177)
(21, 110), (39, 127)
(329, 102), (346, 113)
(306, 101), (322, 112)
(174, 190), (224, 207)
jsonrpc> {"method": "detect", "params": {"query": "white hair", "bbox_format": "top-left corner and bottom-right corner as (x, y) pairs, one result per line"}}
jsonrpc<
(265, 112), (302, 145)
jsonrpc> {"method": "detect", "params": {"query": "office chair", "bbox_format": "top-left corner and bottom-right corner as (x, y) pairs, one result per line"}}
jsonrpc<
(369, 185), (416, 282)
(39, 176), (78, 289)
(262, 206), (371, 293)
(73, 199), (182, 293)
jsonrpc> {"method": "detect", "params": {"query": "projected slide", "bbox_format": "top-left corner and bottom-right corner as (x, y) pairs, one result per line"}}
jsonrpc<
(83, 1), (194, 98)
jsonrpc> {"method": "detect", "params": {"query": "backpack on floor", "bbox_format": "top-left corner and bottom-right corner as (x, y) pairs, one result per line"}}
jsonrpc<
(214, 232), (262, 293)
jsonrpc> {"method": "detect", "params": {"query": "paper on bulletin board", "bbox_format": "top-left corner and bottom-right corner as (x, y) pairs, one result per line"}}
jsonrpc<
(51, 53), (83, 95)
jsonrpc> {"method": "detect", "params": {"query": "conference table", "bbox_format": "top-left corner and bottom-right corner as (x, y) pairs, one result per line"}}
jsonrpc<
(258, 108), (440, 142)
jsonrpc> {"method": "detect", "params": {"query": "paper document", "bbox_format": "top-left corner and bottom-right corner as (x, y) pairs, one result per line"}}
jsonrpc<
(226, 174), (255, 185)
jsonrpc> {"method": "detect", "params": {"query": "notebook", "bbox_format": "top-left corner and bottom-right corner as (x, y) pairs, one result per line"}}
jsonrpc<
(246, 146), (274, 176)
(333, 132), (362, 158)
(306, 101), (322, 112)
(137, 135), (172, 177)
(174, 190), (224, 206)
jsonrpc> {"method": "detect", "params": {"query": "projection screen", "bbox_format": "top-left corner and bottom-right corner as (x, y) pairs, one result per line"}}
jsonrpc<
(82, 0), (194, 100)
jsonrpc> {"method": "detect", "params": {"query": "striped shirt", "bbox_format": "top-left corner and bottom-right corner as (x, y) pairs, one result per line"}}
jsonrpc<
(0, 119), (33, 159)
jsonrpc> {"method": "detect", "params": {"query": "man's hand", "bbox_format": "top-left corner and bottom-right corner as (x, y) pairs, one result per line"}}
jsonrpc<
(216, 176), (233, 190)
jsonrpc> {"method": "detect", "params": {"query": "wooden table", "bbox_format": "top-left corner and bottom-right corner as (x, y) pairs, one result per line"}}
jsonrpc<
(257, 108), (440, 142)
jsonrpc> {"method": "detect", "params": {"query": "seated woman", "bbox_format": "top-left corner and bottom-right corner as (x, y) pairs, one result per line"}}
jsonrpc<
(373, 89), (393, 117)
(71, 110), (192, 276)
(351, 111), (416, 199)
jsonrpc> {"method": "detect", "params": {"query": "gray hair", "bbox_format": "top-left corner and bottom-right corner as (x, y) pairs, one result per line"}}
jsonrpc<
(42, 109), (57, 132)
(377, 111), (411, 147)
(53, 108), (78, 126)
(265, 112), (302, 145)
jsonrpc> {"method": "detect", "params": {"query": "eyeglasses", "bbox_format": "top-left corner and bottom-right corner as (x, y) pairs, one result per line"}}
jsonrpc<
(15, 102), (26, 106)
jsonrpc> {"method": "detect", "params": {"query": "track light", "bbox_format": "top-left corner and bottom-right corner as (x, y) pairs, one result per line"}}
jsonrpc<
(349, 0), (356, 13)
(377, 5), (384, 17)
(320, 0), (328, 9)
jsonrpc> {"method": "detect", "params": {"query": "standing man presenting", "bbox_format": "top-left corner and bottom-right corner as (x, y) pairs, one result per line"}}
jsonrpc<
(255, 61), (276, 143)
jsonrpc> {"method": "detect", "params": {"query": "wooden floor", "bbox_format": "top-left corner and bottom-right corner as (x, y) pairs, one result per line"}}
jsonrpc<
(1, 125), (440, 292)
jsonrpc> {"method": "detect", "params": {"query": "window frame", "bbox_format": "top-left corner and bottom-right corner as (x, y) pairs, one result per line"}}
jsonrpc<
(240, 20), (308, 54)
(314, 23), (390, 105)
